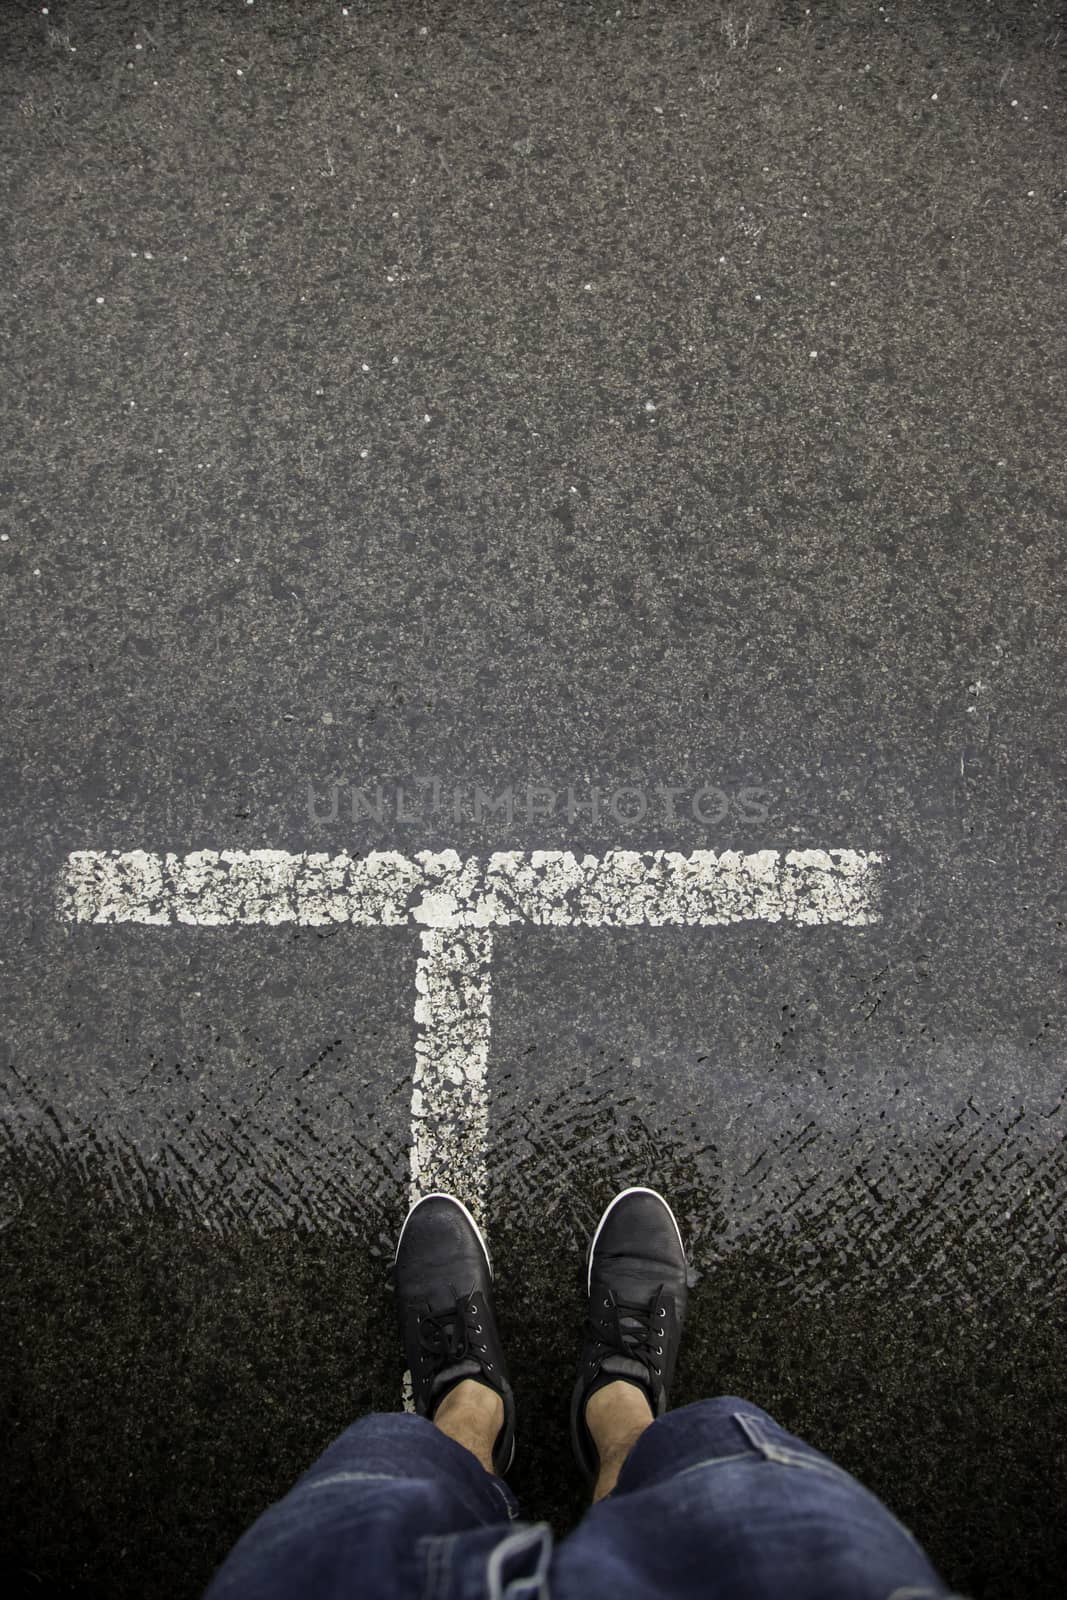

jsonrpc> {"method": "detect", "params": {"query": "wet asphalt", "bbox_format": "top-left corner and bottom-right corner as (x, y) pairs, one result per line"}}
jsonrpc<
(1, 0), (1065, 1595)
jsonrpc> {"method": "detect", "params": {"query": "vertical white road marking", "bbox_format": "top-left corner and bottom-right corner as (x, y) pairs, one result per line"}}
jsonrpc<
(411, 928), (494, 1220)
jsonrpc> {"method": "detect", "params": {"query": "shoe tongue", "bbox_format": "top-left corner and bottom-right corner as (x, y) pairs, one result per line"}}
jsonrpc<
(429, 1358), (482, 1401)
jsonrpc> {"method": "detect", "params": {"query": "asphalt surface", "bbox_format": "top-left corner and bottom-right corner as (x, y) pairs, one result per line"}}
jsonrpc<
(1, 0), (1065, 1595)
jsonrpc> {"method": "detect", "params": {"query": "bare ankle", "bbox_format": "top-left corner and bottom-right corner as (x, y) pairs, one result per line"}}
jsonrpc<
(585, 1380), (654, 1500)
(432, 1379), (504, 1475)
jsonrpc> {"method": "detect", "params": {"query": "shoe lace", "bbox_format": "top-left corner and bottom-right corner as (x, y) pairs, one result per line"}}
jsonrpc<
(416, 1289), (490, 1374)
(588, 1285), (666, 1377)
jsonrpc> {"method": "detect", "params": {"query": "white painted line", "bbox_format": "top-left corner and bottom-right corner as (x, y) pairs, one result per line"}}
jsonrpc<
(58, 848), (884, 1230)
(411, 929), (493, 1214)
(60, 847), (882, 929)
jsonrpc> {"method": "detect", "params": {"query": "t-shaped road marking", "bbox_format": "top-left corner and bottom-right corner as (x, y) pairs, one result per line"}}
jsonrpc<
(60, 847), (884, 1223)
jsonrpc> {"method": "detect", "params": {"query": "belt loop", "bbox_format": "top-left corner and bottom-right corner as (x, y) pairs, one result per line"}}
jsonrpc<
(485, 1522), (553, 1600)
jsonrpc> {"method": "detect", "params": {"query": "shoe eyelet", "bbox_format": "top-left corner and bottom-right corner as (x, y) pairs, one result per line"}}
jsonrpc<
(604, 1298), (611, 1307)
(655, 1345), (663, 1354)
(487, 1362), (494, 1370)
(659, 1307), (666, 1317)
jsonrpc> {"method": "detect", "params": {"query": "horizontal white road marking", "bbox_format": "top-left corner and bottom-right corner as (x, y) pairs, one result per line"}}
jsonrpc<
(60, 847), (883, 929)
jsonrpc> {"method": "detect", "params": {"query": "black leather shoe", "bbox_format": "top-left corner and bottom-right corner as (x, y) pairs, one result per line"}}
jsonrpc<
(570, 1186), (688, 1484)
(394, 1193), (516, 1475)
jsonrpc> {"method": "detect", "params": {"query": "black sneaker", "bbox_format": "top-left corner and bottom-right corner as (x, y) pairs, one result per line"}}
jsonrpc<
(394, 1192), (516, 1475)
(570, 1186), (688, 1484)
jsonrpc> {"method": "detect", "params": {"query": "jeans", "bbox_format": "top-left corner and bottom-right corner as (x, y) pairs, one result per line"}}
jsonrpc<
(204, 1397), (957, 1600)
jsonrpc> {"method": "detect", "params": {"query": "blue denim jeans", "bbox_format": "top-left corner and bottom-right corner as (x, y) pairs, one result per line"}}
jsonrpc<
(204, 1398), (958, 1600)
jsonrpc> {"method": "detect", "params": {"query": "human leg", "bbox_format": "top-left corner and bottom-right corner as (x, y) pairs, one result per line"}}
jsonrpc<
(203, 1409), (517, 1600)
(563, 1397), (954, 1599)
(560, 1189), (954, 1600)
(203, 1194), (520, 1598)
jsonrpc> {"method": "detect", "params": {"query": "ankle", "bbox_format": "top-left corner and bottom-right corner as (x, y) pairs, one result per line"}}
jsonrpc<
(585, 1379), (653, 1496)
(432, 1379), (504, 1474)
